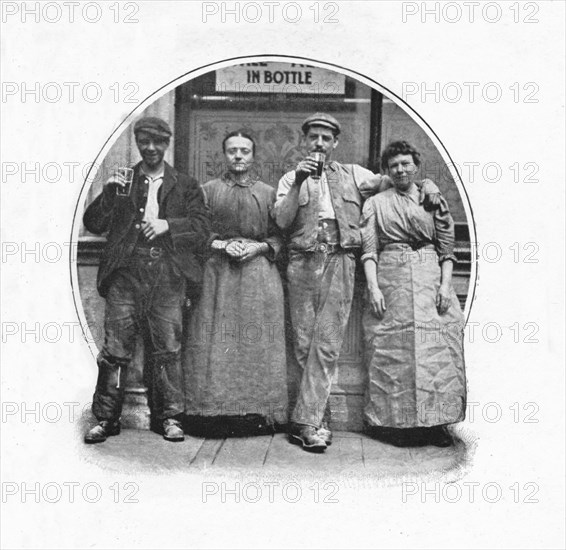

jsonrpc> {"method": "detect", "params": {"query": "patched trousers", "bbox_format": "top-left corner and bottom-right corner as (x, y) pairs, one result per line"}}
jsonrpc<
(287, 249), (356, 427)
(92, 252), (185, 422)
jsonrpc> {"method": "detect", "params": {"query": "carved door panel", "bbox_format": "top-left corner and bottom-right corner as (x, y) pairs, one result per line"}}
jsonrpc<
(186, 110), (371, 190)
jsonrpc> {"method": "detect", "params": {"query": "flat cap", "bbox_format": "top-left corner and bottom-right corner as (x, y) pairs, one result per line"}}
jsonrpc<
(301, 112), (341, 135)
(133, 116), (172, 138)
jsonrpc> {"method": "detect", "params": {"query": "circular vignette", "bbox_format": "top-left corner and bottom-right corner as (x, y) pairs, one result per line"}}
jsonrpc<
(69, 54), (477, 358)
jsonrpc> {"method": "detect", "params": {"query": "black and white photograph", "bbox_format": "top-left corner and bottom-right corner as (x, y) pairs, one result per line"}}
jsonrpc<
(74, 58), (474, 468)
(1, 2), (564, 549)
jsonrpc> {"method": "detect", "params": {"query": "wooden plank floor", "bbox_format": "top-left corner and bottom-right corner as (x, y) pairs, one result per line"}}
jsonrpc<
(82, 429), (471, 479)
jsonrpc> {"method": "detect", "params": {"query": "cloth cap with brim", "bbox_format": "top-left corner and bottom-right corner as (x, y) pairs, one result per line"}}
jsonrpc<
(133, 117), (172, 139)
(301, 113), (341, 136)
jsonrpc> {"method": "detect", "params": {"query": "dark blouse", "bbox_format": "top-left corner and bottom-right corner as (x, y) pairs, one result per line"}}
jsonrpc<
(203, 174), (282, 260)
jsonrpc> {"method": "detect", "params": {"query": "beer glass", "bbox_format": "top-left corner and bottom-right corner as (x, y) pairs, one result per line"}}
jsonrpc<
(311, 152), (326, 180)
(115, 167), (134, 196)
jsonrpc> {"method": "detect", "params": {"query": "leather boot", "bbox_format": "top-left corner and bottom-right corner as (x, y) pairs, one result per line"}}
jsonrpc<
(317, 422), (333, 446)
(84, 420), (121, 444)
(163, 418), (184, 442)
(289, 423), (327, 453)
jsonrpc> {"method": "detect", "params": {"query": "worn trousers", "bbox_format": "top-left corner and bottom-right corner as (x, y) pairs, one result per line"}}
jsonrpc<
(288, 250), (356, 427)
(92, 255), (185, 422)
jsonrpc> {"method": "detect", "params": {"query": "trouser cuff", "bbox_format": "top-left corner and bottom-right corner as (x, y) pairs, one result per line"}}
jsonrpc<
(150, 351), (184, 421)
(92, 353), (130, 421)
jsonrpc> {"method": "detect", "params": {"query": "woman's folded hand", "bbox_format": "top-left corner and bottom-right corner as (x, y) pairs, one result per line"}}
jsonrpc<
(225, 240), (246, 259)
(238, 242), (265, 262)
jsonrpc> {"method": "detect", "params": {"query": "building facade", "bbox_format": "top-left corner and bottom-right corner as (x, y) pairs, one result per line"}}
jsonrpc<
(77, 63), (472, 431)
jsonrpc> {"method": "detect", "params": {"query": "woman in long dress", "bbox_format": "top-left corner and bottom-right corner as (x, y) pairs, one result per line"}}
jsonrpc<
(360, 140), (466, 447)
(184, 131), (288, 435)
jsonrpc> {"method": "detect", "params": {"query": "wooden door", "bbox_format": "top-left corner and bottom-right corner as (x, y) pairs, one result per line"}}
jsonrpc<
(175, 68), (380, 430)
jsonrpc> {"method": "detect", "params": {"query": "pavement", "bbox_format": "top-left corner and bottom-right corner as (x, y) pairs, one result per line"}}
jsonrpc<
(81, 425), (476, 484)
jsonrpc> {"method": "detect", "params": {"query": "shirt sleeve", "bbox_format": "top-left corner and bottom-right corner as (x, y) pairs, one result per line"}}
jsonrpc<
(200, 183), (221, 248)
(360, 198), (379, 264)
(271, 171), (298, 229)
(166, 177), (211, 255)
(433, 196), (458, 264)
(263, 188), (283, 262)
(419, 178), (440, 195)
(274, 171), (295, 204)
(350, 164), (393, 200)
(82, 186), (116, 235)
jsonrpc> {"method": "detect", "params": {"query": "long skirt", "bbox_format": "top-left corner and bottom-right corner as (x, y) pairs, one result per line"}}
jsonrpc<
(362, 245), (466, 428)
(183, 253), (288, 426)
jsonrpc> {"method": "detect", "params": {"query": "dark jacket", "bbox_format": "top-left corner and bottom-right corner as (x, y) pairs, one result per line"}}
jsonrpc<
(83, 162), (210, 297)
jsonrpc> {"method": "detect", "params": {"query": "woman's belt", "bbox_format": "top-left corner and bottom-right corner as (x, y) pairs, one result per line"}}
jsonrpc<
(292, 242), (344, 254)
(313, 242), (342, 254)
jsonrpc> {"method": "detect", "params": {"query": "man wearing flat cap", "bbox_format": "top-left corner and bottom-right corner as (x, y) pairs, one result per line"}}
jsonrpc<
(83, 116), (210, 444)
(273, 112), (440, 452)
